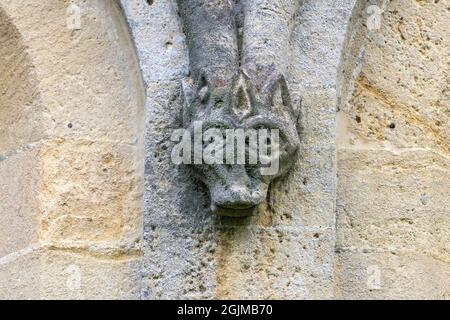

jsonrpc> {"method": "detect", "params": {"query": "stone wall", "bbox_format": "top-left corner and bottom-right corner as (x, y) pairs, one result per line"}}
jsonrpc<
(0, 0), (144, 299)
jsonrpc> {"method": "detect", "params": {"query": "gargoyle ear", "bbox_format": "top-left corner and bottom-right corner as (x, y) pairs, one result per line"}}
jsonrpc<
(262, 73), (299, 120)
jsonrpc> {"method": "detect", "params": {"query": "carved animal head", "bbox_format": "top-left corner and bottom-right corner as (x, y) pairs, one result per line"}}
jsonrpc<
(181, 70), (300, 217)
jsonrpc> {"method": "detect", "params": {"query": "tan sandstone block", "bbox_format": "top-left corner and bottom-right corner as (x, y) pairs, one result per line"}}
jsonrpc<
(0, 8), (49, 155)
(335, 251), (450, 300)
(0, 0), (144, 144)
(339, 0), (449, 154)
(38, 139), (143, 247)
(270, 88), (337, 228)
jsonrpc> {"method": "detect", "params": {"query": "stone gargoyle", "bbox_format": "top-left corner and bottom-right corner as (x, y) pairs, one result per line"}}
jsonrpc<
(175, 0), (302, 217)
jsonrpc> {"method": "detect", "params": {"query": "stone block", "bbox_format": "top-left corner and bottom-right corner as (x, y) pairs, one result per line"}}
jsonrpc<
(335, 251), (450, 299)
(336, 149), (449, 262)
(39, 139), (143, 247)
(40, 249), (141, 300)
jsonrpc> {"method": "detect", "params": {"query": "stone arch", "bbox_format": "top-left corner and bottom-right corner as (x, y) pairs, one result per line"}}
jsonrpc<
(335, 0), (450, 299)
(0, 1), (145, 299)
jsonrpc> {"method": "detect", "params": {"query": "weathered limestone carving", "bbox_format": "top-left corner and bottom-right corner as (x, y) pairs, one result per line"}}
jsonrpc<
(177, 0), (301, 217)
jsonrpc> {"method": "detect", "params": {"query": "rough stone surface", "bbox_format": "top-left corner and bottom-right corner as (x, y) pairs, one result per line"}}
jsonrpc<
(39, 140), (143, 247)
(0, 148), (40, 258)
(336, 0), (450, 299)
(0, 249), (40, 300)
(0, 0), (448, 300)
(0, 0), (144, 299)
(0, 9), (46, 155)
(335, 251), (449, 299)
(40, 249), (141, 300)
